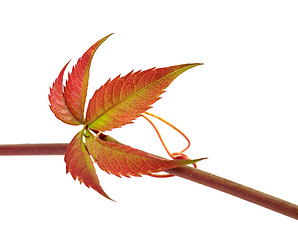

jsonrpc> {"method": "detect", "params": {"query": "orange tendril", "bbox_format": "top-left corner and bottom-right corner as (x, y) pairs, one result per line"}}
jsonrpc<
(142, 112), (191, 158)
(141, 112), (196, 178)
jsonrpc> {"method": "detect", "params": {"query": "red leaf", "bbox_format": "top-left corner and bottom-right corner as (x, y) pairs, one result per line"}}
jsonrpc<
(85, 130), (200, 177)
(49, 61), (81, 125)
(63, 34), (113, 123)
(86, 63), (202, 132)
(65, 130), (112, 200)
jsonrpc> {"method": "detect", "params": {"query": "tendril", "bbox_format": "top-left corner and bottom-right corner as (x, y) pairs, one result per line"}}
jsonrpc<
(141, 112), (196, 178)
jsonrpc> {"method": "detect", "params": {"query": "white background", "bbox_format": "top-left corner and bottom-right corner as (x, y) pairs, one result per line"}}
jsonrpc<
(0, 0), (297, 239)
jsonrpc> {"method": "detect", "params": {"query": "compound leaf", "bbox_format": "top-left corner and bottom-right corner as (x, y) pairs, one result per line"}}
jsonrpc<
(49, 34), (204, 200)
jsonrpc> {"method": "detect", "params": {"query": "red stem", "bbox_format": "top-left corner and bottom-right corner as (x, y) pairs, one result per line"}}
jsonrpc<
(0, 143), (67, 155)
(0, 143), (297, 220)
(165, 166), (298, 220)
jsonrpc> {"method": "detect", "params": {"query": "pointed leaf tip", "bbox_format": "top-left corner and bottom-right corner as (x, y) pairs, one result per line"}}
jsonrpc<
(86, 63), (202, 132)
(63, 33), (113, 124)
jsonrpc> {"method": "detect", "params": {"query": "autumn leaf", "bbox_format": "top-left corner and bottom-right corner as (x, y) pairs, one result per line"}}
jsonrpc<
(65, 129), (112, 200)
(85, 63), (202, 132)
(49, 33), (203, 199)
(85, 130), (201, 178)
(63, 33), (113, 123)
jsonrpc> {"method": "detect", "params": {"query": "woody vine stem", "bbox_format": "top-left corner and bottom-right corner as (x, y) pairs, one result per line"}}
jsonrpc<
(0, 142), (297, 220)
